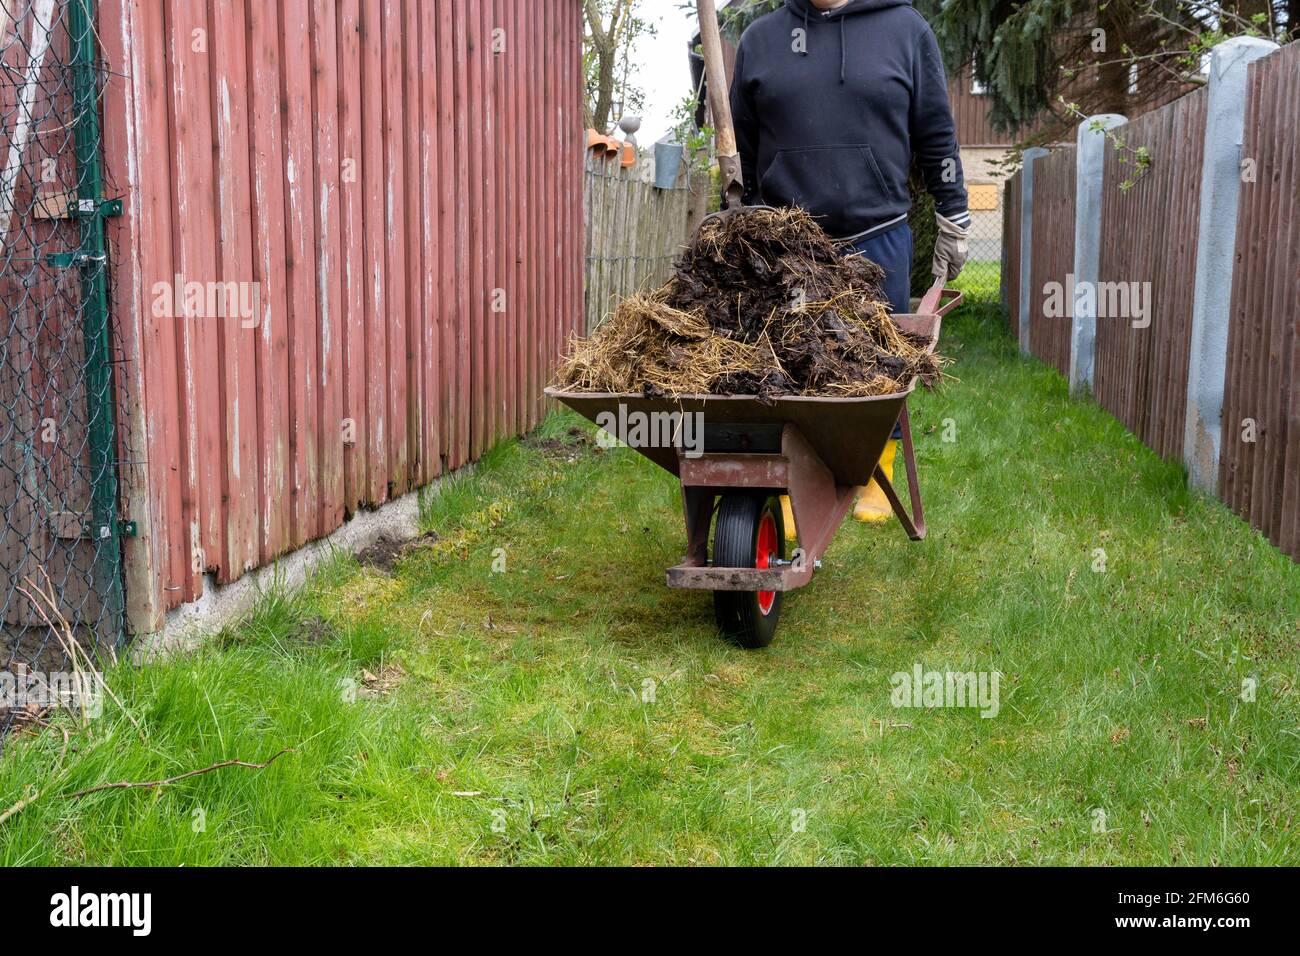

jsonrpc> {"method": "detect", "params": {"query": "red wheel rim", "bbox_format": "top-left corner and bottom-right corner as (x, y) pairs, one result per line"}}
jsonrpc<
(756, 510), (777, 616)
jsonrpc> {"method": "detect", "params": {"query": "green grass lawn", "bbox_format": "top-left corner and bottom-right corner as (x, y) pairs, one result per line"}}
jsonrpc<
(2, 280), (1297, 865)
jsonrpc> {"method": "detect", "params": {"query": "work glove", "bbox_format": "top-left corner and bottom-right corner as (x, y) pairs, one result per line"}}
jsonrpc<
(932, 211), (971, 282)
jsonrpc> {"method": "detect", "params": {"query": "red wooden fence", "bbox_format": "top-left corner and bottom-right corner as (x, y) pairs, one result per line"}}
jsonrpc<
(1220, 40), (1300, 559)
(98, 0), (584, 633)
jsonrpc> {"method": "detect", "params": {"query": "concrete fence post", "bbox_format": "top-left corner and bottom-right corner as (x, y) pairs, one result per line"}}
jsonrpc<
(1184, 36), (1279, 494)
(1068, 114), (1127, 396)
(1017, 147), (1050, 356)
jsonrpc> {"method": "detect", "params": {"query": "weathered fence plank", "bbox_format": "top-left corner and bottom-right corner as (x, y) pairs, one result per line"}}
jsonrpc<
(1000, 171), (1021, 338)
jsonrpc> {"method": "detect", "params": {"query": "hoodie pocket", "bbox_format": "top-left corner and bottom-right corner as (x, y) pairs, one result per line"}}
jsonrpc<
(759, 144), (894, 235)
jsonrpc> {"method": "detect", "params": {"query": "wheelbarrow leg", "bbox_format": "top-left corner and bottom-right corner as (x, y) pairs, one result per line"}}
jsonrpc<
(681, 487), (715, 566)
(873, 403), (927, 541)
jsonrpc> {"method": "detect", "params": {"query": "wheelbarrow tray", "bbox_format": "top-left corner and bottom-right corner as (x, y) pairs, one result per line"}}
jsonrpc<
(546, 313), (940, 488)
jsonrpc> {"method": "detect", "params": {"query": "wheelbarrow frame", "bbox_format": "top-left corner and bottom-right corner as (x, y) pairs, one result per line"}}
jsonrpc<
(666, 400), (926, 595)
(547, 287), (963, 598)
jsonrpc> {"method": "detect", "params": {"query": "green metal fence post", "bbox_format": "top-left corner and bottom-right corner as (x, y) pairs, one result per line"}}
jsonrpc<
(67, 0), (125, 642)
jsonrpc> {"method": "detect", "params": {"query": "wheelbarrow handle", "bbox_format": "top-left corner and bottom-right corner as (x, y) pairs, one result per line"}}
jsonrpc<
(918, 278), (962, 317)
(697, 0), (744, 210)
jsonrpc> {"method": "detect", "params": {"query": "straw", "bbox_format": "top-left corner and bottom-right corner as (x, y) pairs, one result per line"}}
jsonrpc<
(556, 207), (945, 402)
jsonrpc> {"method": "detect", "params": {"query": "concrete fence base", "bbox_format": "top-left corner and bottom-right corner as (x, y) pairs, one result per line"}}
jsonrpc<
(131, 467), (470, 662)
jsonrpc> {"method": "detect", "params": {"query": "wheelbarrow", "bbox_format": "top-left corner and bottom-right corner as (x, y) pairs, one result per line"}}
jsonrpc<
(546, 285), (962, 648)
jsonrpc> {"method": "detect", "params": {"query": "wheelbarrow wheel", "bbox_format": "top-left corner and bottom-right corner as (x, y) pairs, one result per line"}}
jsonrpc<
(713, 494), (784, 649)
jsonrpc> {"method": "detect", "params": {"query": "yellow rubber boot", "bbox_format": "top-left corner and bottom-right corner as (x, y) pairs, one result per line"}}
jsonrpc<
(853, 439), (898, 523)
(780, 495), (798, 542)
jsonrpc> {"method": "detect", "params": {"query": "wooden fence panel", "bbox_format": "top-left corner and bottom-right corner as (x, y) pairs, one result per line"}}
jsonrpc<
(1094, 87), (1208, 460)
(582, 150), (692, 333)
(1027, 146), (1076, 377)
(1220, 41), (1300, 560)
(337, 0), (367, 510)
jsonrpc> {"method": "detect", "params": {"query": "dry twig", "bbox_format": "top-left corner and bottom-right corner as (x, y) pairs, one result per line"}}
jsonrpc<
(61, 748), (296, 800)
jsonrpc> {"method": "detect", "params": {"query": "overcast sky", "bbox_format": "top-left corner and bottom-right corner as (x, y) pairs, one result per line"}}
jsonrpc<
(626, 0), (698, 144)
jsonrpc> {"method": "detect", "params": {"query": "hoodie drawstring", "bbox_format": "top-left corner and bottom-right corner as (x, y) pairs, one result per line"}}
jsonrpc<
(839, 17), (846, 83)
(797, 10), (847, 83)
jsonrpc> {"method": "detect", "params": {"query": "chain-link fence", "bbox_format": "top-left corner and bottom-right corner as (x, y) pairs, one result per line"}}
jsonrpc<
(1, 0), (124, 745)
(909, 168), (1007, 306)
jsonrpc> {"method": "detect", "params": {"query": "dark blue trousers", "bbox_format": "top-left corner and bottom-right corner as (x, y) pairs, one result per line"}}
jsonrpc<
(845, 222), (913, 315)
(845, 222), (913, 439)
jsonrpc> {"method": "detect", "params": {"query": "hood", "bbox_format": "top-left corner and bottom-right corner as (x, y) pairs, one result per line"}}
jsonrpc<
(784, 0), (910, 20)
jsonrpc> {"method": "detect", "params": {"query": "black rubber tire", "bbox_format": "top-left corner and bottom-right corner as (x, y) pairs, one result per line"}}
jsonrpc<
(712, 494), (785, 649)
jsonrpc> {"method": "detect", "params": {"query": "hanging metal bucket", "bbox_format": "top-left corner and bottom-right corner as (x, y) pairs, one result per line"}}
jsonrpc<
(653, 141), (684, 190)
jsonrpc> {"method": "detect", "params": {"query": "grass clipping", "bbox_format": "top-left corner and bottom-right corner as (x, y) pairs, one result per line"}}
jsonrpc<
(557, 207), (944, 403)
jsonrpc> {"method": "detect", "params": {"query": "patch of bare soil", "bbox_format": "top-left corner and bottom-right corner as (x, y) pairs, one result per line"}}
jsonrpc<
(356, 531), (439, 573)
(358, 663), (405, 698)
(290, 615), (335, 645)
(521, 426), (603, 461)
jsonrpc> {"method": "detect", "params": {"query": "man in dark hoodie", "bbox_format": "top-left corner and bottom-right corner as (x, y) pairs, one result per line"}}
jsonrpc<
(730, 0), (969, 525)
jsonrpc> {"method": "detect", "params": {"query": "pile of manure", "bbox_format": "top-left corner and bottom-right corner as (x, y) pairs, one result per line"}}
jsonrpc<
(557, 207), (944, 403)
